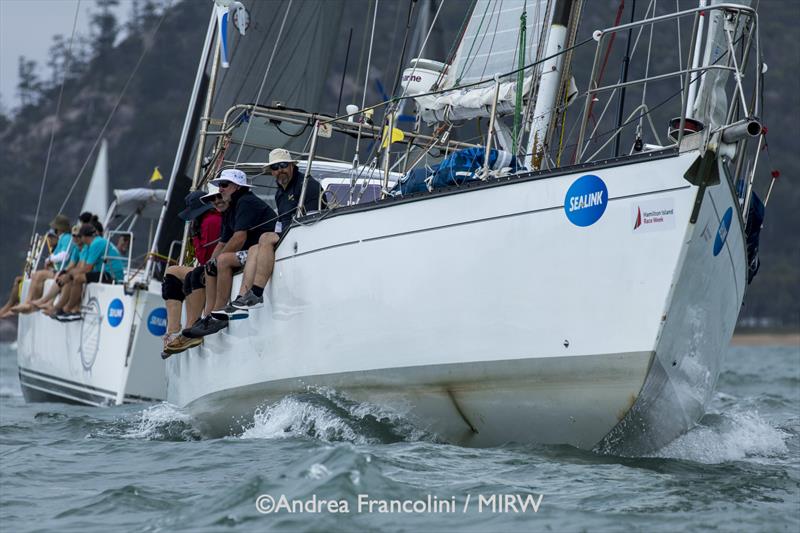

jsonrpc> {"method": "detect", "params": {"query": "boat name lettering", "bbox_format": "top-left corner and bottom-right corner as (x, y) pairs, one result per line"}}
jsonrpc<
(568, 191), (604, 212)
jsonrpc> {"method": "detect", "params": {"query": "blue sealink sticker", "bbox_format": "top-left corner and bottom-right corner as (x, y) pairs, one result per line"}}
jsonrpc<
(107, 298), (124, 327)
(713, 207), (733, 256)
(564, 175), (608, 227)
(147, 308), (168, 336)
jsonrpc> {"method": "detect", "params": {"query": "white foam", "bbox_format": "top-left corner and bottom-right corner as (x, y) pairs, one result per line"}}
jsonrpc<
(240, 389), (431, 444)
(306, 463), (332, 479)
(241, 397), (363, 443)
(123, 402), (196, 440)
(654, 410), (790, 464)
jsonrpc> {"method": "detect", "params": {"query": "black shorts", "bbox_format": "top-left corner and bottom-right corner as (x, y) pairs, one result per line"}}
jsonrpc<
(86, 272), (114, 284)
(182, 265), (206, 295)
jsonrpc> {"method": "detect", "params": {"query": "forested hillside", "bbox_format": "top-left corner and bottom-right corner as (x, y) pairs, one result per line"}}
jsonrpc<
(0, 0), (797, 335)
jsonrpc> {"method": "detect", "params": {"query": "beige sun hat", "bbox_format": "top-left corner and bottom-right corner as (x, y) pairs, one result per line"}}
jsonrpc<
(267, 148), (297, 166)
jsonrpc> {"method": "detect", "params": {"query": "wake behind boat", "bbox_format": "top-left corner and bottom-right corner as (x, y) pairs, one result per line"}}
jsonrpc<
(155, 0), (769, 453)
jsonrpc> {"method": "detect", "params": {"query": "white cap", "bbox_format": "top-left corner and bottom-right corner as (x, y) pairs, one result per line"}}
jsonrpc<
(268, 148), (297, 166)
(201, 183), (221, 202)
(211, 168), (250, 188)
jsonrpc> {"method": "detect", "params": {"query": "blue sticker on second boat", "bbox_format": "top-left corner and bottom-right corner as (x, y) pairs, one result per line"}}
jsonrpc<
(147, 307), (168, 336)
(107, 298), (124, 327)
(713, 207), (733, 256)
(564, 175), (608, 227)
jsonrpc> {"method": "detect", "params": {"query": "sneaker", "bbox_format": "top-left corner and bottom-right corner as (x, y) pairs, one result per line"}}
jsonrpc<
(55, 311), (81, 322)
(231, 290), (264, 310)
(212, 304), (249, 320)
(182, 315), (228, 338)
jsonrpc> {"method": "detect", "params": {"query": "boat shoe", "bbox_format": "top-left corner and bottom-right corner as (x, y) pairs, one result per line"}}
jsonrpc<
(161, 335), (203, 359)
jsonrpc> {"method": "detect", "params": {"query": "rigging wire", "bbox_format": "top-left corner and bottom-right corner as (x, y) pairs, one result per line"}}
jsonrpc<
(30, 0), (81, 242)
(233, 0), (294, 166)
(354, 0), (380, 158)
(58, 2), (173, 215)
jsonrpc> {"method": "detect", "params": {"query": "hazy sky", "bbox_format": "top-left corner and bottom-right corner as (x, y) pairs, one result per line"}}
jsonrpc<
(0, 0), (130, 113)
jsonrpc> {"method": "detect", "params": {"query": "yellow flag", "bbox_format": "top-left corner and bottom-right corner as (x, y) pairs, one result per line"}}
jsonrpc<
(149, 167), (164, 183)
(381, 126), (405, 149)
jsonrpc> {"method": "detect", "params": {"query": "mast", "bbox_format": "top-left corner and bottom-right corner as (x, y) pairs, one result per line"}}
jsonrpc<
(686, 0), (707, 119)
(145, 9), (216, 280)
(524, 0), (573, 170)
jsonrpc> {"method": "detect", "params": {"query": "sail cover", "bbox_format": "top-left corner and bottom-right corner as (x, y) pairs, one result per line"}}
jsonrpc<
(416, 0), (553, 121)
(208, 0), (345, 163)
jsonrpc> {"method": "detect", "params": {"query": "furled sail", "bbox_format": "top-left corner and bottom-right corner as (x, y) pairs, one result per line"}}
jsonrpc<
(414, 0), (553, 122)
(691, 0), (752, 129)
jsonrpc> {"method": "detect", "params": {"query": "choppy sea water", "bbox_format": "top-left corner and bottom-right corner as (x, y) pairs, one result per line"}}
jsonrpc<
(1, 342), (798, 532)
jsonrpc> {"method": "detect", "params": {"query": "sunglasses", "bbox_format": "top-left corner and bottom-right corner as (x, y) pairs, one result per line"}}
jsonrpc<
(217, 181), (235, 189)
(269, 161), (290, 171)
(208, 193), (223, 202)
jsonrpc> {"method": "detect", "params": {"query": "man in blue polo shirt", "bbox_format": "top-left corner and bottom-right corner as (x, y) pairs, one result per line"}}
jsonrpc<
(55, 224), (124, 321)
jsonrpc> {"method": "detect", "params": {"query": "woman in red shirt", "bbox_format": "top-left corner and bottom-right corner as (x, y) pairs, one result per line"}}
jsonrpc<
(161, 186), (227, 357)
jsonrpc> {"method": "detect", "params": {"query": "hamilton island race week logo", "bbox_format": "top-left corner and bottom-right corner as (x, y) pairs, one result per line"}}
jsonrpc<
(713, 207), (734, 256)
(564, 174), (608, 227)
(632, 198), (676, 233)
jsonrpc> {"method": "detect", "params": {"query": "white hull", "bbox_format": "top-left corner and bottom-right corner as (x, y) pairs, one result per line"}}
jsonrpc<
(17, 281), (168, 406)
(167, 150), (746, 452)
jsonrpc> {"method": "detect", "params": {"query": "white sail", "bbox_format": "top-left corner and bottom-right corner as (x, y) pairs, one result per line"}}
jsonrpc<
(81, 138), (110, 221)
(691, 0), (752, 128)
(415, 0), (552, 121)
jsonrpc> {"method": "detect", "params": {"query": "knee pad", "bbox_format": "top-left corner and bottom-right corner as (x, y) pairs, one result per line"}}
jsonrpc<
(182, 272), (193, 297)
(161, 273), (185, 301)
(190, 265), (206, 291)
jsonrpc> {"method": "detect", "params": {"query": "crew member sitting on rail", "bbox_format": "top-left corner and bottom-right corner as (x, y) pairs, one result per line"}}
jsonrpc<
(183, 168), (277, 338)
(227, 148), (324, 317)
(5, 215), (73, 316)
(38, 224), (84, 317)
(160, 186), (224, 357)
(53, 224), (125, 321)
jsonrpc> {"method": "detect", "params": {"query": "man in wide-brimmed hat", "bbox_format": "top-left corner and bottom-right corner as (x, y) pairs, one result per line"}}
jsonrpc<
(224, 148), (325, 318)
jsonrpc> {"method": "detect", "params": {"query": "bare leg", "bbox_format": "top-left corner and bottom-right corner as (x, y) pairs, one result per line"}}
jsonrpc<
(11, 270), (53, 313)
(165, 299), (183, 335)
(204, 273), (216, 316)
(0, 276), (23, 318)
(214, 253), (239, 311)
(253, 233), (279, 288)
(239, 244), (260, 296)
(63, 274), (86, 313)
(186, 288), (204, 325)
